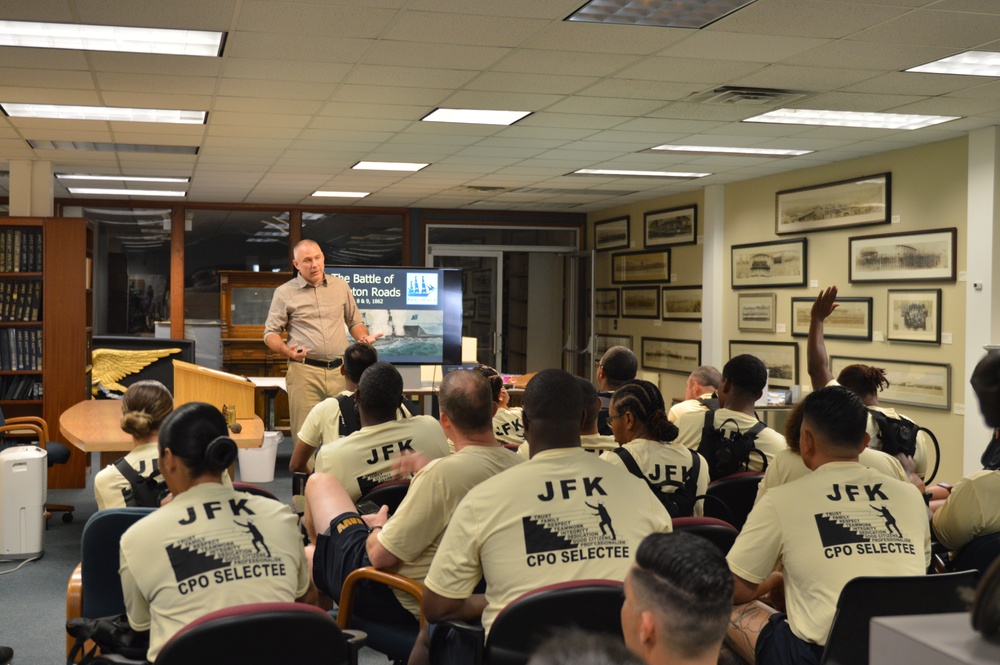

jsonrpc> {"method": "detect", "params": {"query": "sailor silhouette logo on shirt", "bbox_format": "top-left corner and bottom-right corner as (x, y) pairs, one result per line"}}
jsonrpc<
(166, 501), (288, 595)
(815, 484), (916, 559)
(521, 477), (630, 568)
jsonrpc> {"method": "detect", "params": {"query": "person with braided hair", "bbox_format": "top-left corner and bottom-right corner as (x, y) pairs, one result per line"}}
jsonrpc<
(808, 285), (931, 480)
(119, 402), (310, 662)
(601, 379), (710, 516)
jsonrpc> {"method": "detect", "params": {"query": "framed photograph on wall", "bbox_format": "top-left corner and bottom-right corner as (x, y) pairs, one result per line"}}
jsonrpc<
(644, 205), (697, 247)
(594, 215), (630, 251)
(729, 340), (799, 388)
(595, 288), (620, 318)
(848, 227), (957, 283)
(731, 238), (807, 289)
(595, 334), (633, 356)
(830, 356), (950, 410)
(612, 250), (671, 284)
(621, 286), (660, 319)
(462, 298), (475, 319)
(470, 269), (492, 294)
(887, 289), (942, 344)
(641, 337), (701, 375)
(776, 172), (890, 235)
(661, 286), (702, 321)
(790, 296), (872, 340)
(737, 293), (776, 332)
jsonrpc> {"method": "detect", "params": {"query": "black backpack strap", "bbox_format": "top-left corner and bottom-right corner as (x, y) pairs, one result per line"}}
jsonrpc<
(684, 449), (701, 496)
(336, 393), (361, 437)
(700, 408), (717, 451)
(612, 446), (646, 482)
(113, 457), (143, 492)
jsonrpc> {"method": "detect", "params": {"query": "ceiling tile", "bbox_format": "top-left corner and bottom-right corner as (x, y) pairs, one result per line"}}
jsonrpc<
(464, 71), (597, 95)
(223, 59), (352, 83)
(616, 56), (766, 83)
(493, 50), (641, 77)
(344, 64), (477, 89)
(659, 31), (829, 62)
(361, 41), (510, 70)
(380, 11), (550, 47)
(713, 0), (907, 38)
(235, 2), (397, 37)
(853, 9), (1000, 48)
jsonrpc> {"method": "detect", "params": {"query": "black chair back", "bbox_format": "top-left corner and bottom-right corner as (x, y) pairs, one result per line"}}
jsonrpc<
(671, 516), (739, 555)
(821, 570), (979, 665)
(360, 479), (411, 514)
(702, 471), (763, 531)
(81, 508), (155, 618)
(485, 580), (624, 665)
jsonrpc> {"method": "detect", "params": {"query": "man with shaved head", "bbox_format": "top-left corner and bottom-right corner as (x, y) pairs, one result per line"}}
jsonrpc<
(422, 368), (671, 642)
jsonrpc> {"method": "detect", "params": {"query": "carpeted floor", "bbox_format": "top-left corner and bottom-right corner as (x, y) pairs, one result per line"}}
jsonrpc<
(0, 441), (390, 665)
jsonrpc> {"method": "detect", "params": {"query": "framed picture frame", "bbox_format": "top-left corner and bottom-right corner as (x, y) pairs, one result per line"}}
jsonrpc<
(594, 215), (630, 251)
(470, 269), (492, 294)
(595, 288), (620, 318)
(776, 172), (891, 235)
(612, 250), (671, 284)
(595, 334), (633, 356)
(848, 227), (957, 283)
(729, 340), (799, 388)
(830, 356), (951, 410)
(737, 293), (777, 332)
(661, 286), (702, 321)
(790, 296), (872, 340)
(462, 297), (475, 319)
(621, 286), (660, 319)
(731, 238), (807, 289)
(887, 289), (942, 344)
(475, 295), (491, 319)
(644, 205), (697, 247)
(641, 337), (701, 375)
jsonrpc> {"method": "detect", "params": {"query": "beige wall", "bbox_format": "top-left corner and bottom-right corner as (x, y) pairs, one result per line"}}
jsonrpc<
(590, 137), (969, 482)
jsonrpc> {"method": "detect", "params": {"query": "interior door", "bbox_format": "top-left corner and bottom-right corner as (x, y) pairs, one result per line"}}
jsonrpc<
(428, 248), (503, 369)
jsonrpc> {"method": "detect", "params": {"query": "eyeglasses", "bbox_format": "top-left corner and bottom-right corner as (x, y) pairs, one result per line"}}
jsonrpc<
(605, 412), (624, 428)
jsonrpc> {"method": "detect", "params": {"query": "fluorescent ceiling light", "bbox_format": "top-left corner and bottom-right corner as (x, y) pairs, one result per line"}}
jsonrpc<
(907, 51), (1000, 77)
(313, 190), (370, 198)
(353, 161), (429, 172)
(3, 103), (206, 124)
(66, 187), (186, 197)
(743, 108), (958, 130)
(566, 0), (757, 29)
(573, 168), (711, 178)
(421, 108), (531, 126)
(57, 173), (189, 183)
(648, 144), (812, 156)
(0, 20), (224, 57)
(29, 140), (199, 154)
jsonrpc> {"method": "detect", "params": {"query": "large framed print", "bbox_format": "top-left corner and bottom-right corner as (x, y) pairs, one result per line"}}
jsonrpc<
(595, 288), (619, 318)
(848, 228), (957, 283)
(594, 216), (630, 252)
(887, 289), (942, 344)
(661, 286), (702, 321)
(731, 238), (807, 289)
(737, 293), (776, 332)
(641, 337), (701, 375)
(644, 205), (697, 247)
(830, 356), (950, 410)
(790, 297), (872, 340)
(595, 334), (633, 357)
(612, 250), (671, 284)
(621, 287), (660, 319)
(776, 173), (890, 235)
(729, 340), (799, 388)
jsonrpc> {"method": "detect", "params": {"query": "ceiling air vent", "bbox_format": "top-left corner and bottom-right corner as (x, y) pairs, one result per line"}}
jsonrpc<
(461, 186), (511, 193)
(688, 86), (809, 106)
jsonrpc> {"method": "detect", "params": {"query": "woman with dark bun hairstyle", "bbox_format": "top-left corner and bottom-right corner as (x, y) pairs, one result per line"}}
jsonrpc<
(600, 379), (709, 516)
(119, 402), (309, 662)
(94, 380), (173, 510)
(474, 364), (525, 446)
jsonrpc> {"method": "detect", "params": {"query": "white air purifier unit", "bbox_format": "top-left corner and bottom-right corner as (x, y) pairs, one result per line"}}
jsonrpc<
(0, 445), (47, 560)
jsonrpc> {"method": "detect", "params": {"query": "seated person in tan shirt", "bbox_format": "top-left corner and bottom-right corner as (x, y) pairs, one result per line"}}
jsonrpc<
(667, 365), (721, 425)
(518, 376), (616, 458)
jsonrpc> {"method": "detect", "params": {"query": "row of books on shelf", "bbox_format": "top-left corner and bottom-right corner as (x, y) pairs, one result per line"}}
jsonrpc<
(0, 280), (41, 322)
(0, 375), (42, 400)
(0, 328), (42, 371)
(0, 228), (43, 273)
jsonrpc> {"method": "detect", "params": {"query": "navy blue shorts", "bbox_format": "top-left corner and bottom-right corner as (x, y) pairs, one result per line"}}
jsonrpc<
(756, 613), (824, 665)
(313, 511), (416, 626)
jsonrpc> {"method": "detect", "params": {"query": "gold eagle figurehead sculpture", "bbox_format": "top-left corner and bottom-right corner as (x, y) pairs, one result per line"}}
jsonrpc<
(91, 347), (182, 396)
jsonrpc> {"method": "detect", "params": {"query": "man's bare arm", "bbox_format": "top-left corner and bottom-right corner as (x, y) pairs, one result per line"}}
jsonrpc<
(807, 285), (839, 390)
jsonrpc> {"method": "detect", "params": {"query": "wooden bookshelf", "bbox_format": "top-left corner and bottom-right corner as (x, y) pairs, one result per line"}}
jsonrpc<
(0, 217), (93, 489)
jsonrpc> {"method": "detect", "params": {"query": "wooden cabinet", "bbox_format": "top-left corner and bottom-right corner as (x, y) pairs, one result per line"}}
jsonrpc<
(0, 217), (93, 489)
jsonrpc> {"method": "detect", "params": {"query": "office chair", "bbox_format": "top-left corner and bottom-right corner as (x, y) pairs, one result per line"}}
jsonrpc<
(0, 407), (74, 522)
(701, 471), (764, 531)
(671, 516), (740, 555)
(232, 481), (281, 502)
(65, 508), (155, 657)
(359, 479), (411, 515)
(820, 570), (979, 665)
(336, 566), (423, 664)
(429, 579), (624, 665)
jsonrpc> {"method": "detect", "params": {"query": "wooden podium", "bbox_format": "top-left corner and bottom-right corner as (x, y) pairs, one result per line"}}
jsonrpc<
(172, 360), (263, 446)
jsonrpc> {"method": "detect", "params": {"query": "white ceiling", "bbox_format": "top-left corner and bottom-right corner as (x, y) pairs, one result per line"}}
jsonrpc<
(2, 0), (1000, 212)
